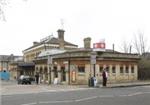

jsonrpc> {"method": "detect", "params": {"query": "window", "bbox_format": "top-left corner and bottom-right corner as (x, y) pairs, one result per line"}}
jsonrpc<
(44, 67), (47, 73)
(44, 67), (47, 71)
(36, 67), (38, 71)
(120, 66), (124, 73)
(39, 67), (43, 74)
(125, 66), (129, 73)
(78, 66), (85, 73)
(106, 66), (109, 73)
(99, 66), (103, 73)
(131, 66), (134, 73)
(53, 66), (58, 78)
(112, 66), (116, 73)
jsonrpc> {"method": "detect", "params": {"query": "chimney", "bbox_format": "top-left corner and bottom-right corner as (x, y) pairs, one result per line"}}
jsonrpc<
(57, 29), (65, 49)
(84, 37), (91, 49)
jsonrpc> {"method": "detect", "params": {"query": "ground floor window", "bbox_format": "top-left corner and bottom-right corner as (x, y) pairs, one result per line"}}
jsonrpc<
(112, 66), (116, 73)
(99, 65), (103, 73)
(53, 66), (58, 78)
(78, 66), (85, 73)
(131, 66), (134, 73)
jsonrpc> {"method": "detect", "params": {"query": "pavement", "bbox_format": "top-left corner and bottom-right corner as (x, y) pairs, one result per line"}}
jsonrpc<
(107, 80), (150, 88)
(1, 80), (150, 95)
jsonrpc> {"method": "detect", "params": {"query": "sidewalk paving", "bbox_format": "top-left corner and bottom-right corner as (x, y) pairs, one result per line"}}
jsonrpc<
(1, 80), (150, 95)
(107, 80), (150, 88)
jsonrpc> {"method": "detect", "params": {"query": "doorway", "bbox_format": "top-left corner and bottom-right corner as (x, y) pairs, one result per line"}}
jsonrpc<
(61, 67), (66, 81)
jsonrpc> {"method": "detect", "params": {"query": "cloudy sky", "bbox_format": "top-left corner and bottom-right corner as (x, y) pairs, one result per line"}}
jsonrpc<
(0, 0), (150, 55)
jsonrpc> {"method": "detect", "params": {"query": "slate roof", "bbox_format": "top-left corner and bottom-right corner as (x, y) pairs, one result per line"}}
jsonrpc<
(23, 37), (78, 52)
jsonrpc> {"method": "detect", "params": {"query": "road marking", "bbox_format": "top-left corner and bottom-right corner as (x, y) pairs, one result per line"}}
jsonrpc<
(39, 100), (73, 104)
(2, 88), (92, 96)
(21, 102), (37, 105)
(99, 95), (114, 98)
(75, 96), (98, 102)
(19, 91), (150, 105)
(128, 92), (142, 96)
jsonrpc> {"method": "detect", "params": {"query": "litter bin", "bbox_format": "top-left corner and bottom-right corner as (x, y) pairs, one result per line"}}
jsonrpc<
(91, 77), (94, 87)
(88, 77), (97, 87)
(88, 77), (94, 87)
(93, 77), (97, 87)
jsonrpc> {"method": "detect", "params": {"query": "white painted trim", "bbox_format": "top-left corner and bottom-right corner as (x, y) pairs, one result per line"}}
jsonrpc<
(23, 44), (77, 54)
(23, 44), (59, 53)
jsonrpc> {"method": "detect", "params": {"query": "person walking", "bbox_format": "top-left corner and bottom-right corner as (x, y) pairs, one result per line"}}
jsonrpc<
(102, 69), (108, 87)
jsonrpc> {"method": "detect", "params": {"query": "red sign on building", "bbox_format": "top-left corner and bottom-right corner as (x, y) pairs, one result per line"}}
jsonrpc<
(93, 42), (105, 49)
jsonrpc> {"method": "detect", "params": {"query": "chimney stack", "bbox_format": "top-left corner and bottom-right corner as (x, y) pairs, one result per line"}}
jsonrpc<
(84, 37), (91, 49)
(57, 29), (65, 49)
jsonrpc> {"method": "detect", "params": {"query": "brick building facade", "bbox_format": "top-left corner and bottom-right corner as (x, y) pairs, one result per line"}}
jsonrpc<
(34, 49), (140, 85)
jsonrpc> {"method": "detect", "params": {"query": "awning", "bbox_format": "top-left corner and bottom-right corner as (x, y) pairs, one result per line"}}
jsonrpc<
(18, 62), (35, 67)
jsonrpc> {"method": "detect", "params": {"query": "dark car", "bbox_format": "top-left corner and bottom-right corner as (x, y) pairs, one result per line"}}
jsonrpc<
(18, 75), (34, 85)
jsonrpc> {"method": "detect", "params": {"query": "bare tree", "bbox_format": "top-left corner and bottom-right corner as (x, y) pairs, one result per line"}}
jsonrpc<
(133, 31), (149, 55)
(0, 0), (7, 21)
(120, 39), (132, 53)
(122, 40), (130, 53)
(0, 0), (27, 21)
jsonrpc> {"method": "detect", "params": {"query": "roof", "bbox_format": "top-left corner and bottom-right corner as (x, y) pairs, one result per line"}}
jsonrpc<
(23, 37), (78, 52)
(35, 48), (140, 60)
(38, 49), (66, 57)
(18, 62), (35, 67)
(34, 48), (140, 65)
(0, 55), (23, 61)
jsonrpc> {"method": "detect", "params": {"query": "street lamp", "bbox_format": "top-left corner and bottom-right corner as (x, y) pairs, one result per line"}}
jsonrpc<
(47, 55), (53, 84)
(90, 51), (97, 77)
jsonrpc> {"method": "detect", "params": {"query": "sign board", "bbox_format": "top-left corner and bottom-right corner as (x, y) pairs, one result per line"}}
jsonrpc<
(91, 54), (96, 64)
(93, 40), (106, 51)
(47, 56), (53, 65)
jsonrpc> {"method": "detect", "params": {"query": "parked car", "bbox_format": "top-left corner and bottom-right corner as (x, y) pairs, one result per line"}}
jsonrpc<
(18, 75), (35, 85)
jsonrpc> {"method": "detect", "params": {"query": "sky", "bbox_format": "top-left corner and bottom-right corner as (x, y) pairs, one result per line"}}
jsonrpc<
(0, 0), (150, 55)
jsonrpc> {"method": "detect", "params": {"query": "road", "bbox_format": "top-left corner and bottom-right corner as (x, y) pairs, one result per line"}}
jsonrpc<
(1, 86), (150, 105)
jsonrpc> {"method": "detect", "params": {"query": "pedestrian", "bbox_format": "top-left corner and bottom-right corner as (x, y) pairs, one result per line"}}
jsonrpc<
(35, 72), (39, 85)
(102, 69), (108, 87)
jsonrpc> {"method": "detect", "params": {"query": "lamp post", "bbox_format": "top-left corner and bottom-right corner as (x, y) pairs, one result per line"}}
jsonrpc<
(91, 51), (97, 77)
(65, 53), (71, 85)
(47, 55), (52, 84)
(68, 58), (70, 85)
